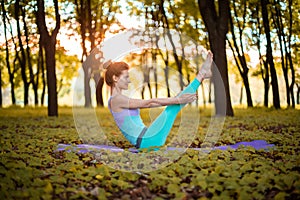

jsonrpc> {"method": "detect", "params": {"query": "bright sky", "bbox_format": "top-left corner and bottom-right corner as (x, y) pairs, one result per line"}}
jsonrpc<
(0, 0), (143, 57)
(0, 1), (263, 68)
(59, 1), (144, 58)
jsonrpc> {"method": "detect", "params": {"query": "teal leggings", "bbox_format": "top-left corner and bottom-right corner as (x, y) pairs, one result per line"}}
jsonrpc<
(138, 78), (200, 148)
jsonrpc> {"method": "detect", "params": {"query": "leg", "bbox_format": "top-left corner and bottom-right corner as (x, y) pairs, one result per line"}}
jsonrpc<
(138, 52), (213, 148)
(139, 78), (201, 148)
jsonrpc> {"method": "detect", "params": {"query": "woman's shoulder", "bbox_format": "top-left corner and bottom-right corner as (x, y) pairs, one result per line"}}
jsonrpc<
(111, 94), (129, 102)
(109, 94), (129, 112)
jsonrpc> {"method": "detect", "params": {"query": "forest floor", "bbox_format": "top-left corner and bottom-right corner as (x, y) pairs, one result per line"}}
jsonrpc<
(0, 106), (299, 199)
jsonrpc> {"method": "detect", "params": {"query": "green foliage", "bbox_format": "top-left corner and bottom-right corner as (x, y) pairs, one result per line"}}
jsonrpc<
(0, 107), (299, 199)
(55, 47), (81, 97)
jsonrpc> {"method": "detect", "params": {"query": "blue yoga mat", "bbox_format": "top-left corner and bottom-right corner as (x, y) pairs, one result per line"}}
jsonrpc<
(57, 140), (274, 153)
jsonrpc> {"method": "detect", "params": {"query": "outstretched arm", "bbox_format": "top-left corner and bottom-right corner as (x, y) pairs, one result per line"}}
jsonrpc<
(112, 93), (197, 110)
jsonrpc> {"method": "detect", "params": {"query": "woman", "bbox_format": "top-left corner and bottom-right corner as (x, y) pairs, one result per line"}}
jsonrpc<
(104, 51), (213, 149)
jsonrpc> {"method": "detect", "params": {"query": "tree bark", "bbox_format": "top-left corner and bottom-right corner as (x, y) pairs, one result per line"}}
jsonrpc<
(1, 0), (13, 105)
(83, 67), (92, 107)
(0, 63), (2, 107)
(75, 0), (117, 107)
(160, 1), (184, 90)
(287, 0), (295, 108)
(198, 0), (234, 116)
(21, 6), (38, 105)
(261, 0), (280, 109)
(253, 4), (269, 107)
(152, 49), (158, 98)
(240, 85), (243, 105)
(296, 84), (300, 104)
(15, 0), (29, 106)
(154, 28), (171, 98)
(228, 0), (253, 107)
(140, 50), (153, 99)
(74, 0), (91, 107)
(39, 40), (46, 106)
(263, 61), (270, 107)
(272, 0), (290, 107)
(36, 0), (60, 116)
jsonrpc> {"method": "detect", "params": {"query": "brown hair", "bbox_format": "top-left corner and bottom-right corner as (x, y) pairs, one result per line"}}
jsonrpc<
(104, 61), (129, 87)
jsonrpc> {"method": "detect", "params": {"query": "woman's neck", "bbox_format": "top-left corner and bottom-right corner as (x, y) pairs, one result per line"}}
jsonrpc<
(111, 86), (122, 96)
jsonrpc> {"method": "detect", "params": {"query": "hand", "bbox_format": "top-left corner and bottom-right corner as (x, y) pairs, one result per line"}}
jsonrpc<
(177, 93), (197, 104)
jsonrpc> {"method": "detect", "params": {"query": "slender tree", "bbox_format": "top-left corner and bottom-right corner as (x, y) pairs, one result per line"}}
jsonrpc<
(227, 0), (253, 107)
(297, 71), (300, 104)
(20, 5), (38, 105)
(198, 0), (234, 116)
(36, 0), (60, 116)
(250, 2), (270, 107)
(159, 0), (185, 90)
(0, 62), (2, 107)
(287, 0), (296, 108)
(74, 0), (121, 107)
(261, 0), (280, 109)
(38, 39), (46, 106)
(155, 28), (172, 98)
(148, 4), (172, 98)
(140, 50), (153, 99)
(1, 0), (17, 105)
(271, 0), (296, 107)
(15, 0), (29, 105)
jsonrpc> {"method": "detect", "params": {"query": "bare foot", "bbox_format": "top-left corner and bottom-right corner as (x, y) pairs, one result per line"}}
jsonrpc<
(196, 51), (213, 82)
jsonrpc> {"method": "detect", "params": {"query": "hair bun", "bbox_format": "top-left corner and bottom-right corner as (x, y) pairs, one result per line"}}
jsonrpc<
(103, 60), (112, 69)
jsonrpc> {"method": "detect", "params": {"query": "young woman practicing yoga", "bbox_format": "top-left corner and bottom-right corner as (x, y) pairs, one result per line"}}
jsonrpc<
(104, 51), (213, 149)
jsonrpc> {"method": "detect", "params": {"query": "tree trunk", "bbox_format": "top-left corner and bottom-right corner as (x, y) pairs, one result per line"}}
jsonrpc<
(198, 0), (234, 116)
(140, 50), (152, 99)
(87, 0), (95, 50)
(36, 0), (60, 116)
(45, 44), (58, 115)
(156, 28), (171, 98)
(1, 0), (15, 105)
(74, 0), (90, 107)
(0, 0), (4, 107)
(149, 8), (159, 98)
(160, 1), (184, 90)
(0, 65), (2, 107)
(21, 6), (38, 106)
(261, 0), (280, 109)
(273, 0), (290, 106)
(296, 84), (300, 104)
(288, 53), (295, 108)
(263, 60), (269, 107)
(287, 0), (295, 108)
(152, 49), (158, 98)
(228, 1), (253, 107)
(254, 4), (269, 107)
(243, 74), (253, 106)
(164, 66), (170, 98)
(15, 0), (29, 106)
(240, 85), (243, 105)
(83, 68), (92, 107)
(39, 41), (46, 106)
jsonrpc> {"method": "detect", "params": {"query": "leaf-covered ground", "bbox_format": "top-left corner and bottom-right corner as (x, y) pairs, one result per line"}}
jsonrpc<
(0, 106), (299, 199)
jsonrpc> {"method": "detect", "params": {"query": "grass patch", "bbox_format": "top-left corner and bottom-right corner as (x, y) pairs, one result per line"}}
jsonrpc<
(0, 106), (299, 199)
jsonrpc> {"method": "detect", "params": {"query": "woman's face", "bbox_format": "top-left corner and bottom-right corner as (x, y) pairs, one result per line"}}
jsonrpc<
(115, 70), (130, 90)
